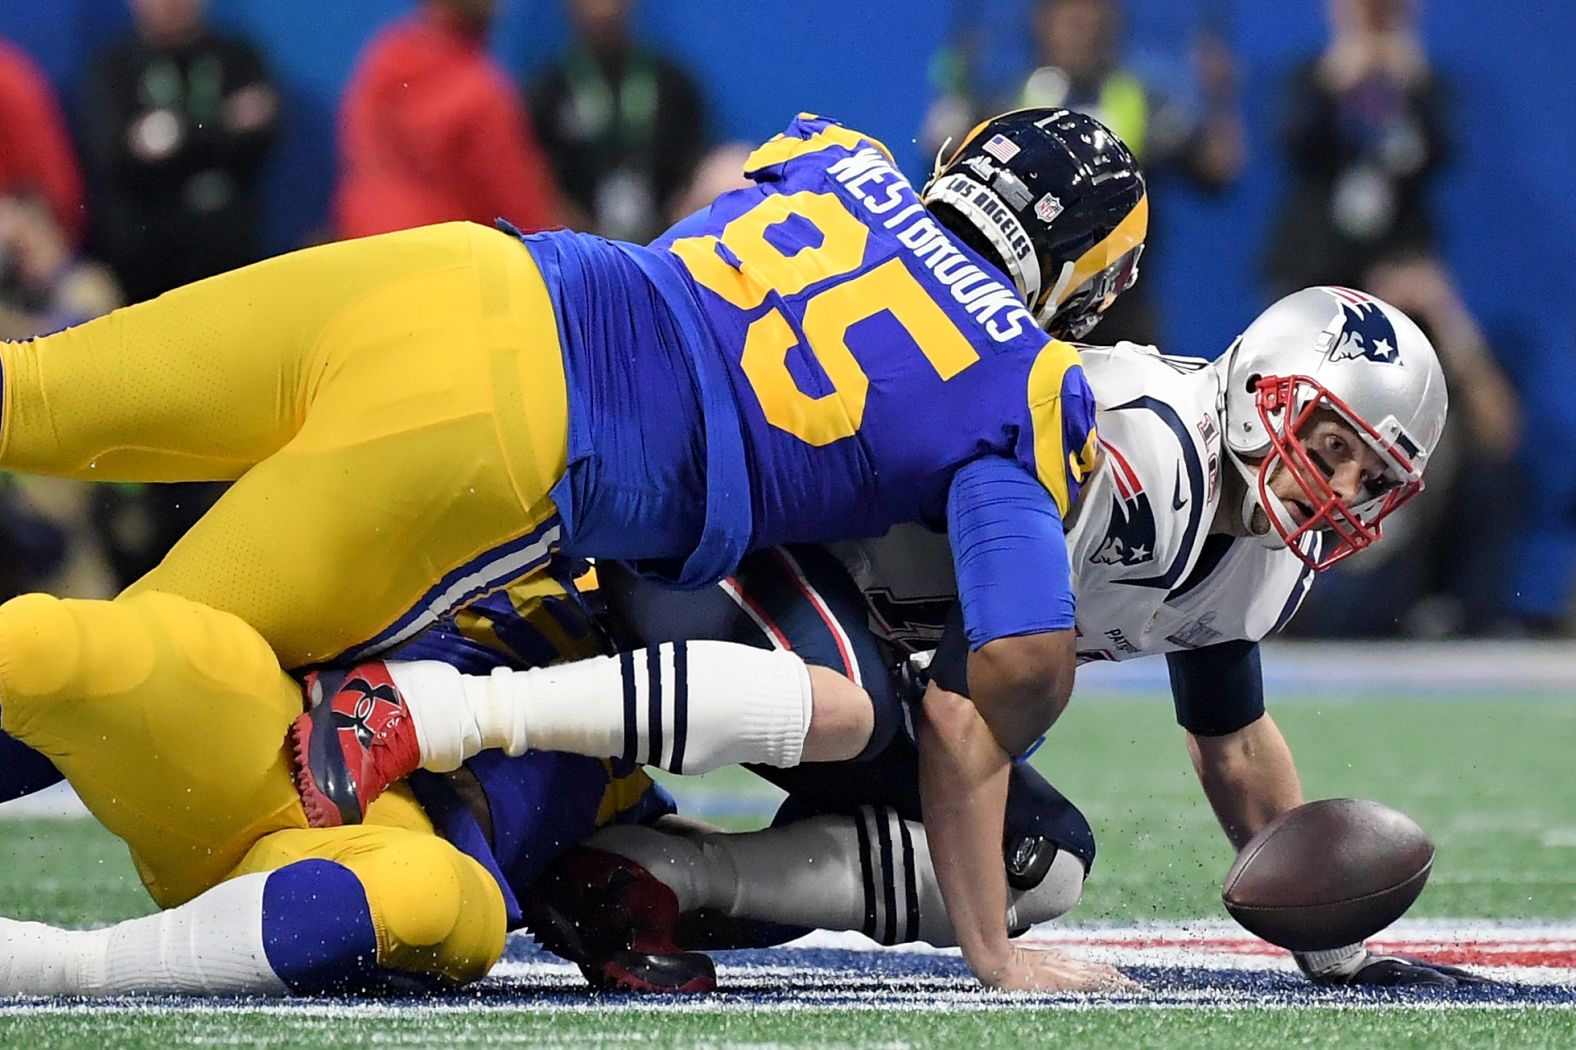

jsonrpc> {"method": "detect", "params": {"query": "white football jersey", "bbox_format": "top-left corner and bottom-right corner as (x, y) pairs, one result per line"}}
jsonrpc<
(830, 343), (1317, 662)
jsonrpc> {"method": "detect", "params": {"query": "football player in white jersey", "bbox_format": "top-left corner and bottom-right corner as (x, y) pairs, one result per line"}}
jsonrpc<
(520, 285), (1482, 991)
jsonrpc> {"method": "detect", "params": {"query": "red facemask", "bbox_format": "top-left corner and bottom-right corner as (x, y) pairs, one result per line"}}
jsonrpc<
(1252, 374), (1425, 571)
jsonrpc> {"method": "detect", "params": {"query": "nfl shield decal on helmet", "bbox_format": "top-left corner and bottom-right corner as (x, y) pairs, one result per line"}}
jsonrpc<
(1320, 287), (1403, 365)
(1034, 193), (1064, 224)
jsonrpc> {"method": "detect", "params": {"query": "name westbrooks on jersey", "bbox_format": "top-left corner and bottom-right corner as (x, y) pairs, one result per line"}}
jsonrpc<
(832, 342), (1319, 663)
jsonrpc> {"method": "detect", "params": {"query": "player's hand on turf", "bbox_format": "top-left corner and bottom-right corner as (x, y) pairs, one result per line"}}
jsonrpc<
(987, 945), (1139, 993)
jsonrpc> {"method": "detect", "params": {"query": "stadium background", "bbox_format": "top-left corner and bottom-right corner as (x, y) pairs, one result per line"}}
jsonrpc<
(6, 0), (1575, 631)
(4, 0), (1572, 367)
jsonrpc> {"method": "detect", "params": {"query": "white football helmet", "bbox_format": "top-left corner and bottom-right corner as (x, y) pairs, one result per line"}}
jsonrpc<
(1214, 287), (1448, 570)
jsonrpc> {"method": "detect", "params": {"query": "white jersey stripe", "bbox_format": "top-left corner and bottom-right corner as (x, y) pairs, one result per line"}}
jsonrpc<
(720, 577), (791, 650)
(772, 549), (864, 687)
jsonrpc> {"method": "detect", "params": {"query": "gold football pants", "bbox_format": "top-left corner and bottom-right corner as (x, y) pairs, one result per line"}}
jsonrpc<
(0, 222), (569, 668)
(0, 590), (506, 985)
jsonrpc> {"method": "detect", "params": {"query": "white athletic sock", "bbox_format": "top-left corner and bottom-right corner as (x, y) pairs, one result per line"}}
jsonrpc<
(0, 873), (288, 997)
(388, 641), (813, 775)
(589, 809), (1086, 947)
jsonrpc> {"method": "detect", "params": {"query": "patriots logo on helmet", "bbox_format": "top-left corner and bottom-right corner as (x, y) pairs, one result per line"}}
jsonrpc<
(1322, 288), (1402, 366)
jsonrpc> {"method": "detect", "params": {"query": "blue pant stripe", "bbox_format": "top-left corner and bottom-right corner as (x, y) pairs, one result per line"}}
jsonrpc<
(646, 646), (664, 768)
(874, 808), (899, 945)
(896, 816), (920, 944)
(853, 808), (878, 939)
(619, 650), (638, 768)
(669, 641), (689, 775)
(338, 518), (561, 664)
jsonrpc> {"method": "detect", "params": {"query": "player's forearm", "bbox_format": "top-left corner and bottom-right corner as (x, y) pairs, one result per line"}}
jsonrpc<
(965, 630), (1076, 755)
(917, 682), (1015, 983)
(1188, 713), (1305, 851)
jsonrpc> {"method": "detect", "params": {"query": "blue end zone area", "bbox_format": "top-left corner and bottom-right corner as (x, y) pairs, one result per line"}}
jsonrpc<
(1, 936), (1571, 1016)
(495, 938), (1576, 1010)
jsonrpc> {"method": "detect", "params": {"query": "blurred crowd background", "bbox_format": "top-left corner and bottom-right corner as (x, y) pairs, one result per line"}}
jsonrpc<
(0, 0), (1572, 639)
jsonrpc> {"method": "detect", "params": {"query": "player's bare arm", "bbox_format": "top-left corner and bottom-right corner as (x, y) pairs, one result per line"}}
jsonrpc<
(918, 673), (1130, 992)
(968, 630), (1077, 755)
(1186, 713), (1304, 848)
(916, 680), (1016, 983)
(470, 290), (1474, 998)
(919, 630), (1082, 985)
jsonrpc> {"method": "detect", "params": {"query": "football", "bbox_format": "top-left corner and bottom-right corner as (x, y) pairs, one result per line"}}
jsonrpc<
(1222, 798), (1435, 952)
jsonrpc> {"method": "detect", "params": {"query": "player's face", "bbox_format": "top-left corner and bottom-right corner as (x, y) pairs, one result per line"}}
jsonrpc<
(1268, 410), (1390, 528)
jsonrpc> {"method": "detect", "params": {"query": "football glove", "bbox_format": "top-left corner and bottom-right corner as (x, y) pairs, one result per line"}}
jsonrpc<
(1294, 942), (1492, 987)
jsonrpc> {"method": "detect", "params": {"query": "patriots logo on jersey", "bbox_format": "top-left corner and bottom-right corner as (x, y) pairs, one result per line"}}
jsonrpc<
(1323, 288), (1401, 366)
(1090, 442), (1157, 567)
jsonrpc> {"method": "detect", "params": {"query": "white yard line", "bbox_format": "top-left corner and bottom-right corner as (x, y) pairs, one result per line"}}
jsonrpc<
(0, 921), (1568, 1016)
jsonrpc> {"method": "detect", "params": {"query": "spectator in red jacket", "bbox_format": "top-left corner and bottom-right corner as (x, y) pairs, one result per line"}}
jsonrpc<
(0, 37), (85, 244)
(336, 0), (563, 239)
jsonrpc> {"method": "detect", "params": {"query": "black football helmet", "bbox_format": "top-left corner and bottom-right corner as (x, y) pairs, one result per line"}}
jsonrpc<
(921, 108), (1148, 340)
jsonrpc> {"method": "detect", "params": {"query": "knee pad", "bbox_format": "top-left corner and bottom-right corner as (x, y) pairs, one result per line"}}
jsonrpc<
(354, 836), (506, 985)
(1006, 846), (1087, 932)
(0, 593), (81, 709)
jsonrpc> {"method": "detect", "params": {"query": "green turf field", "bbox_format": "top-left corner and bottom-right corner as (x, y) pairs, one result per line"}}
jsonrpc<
(4, 1005), (1575, 1050)
(3, 692), (1573, 1047)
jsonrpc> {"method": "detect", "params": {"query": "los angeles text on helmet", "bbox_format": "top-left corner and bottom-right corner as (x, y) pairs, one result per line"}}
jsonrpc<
(827, 147), (1039, 343)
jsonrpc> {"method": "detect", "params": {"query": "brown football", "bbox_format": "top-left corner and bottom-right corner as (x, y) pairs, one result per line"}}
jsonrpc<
(1222, 798), (1434, 952)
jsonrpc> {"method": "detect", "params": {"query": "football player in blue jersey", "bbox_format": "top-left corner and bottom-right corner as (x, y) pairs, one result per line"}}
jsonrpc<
(0, 107), (1147, 992)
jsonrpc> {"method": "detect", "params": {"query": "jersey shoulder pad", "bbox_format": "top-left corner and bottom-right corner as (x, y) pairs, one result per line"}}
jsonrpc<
(1079, 342), (1216, 407)
(743, 113), (898, 182)
(1025, 339), (1101, 516)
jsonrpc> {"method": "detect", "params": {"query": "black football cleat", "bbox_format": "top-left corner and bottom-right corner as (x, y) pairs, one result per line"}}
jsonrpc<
(523, 845), (717, 995)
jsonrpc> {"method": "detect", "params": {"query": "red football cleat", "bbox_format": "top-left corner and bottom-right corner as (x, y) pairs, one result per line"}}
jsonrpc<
(523, 846), (717, 995)
(288, 663), (421, 828)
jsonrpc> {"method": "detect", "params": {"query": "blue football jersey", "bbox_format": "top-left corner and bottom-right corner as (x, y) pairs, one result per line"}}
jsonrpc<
(518, 115), (1098, 639)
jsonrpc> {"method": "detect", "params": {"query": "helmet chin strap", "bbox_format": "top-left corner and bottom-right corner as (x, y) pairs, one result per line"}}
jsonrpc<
(1223, 446), (1290, 550)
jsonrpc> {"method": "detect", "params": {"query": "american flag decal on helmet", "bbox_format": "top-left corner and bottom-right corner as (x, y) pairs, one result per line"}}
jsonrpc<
(982, 134), (1020, 163)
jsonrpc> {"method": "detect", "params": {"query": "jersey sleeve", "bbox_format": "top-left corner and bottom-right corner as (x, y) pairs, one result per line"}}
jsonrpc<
(740, 113), (898, 185)
(947, 455), (1074, 648)
(1166, 639), (1267, 736)
(1021, 340), (1101, 518)
(649, 205), (713, 248)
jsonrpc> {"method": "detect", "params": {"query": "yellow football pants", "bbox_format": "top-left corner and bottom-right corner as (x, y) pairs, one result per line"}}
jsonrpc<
(0, 591), (505, 986)
(0, 222), (569, 669)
